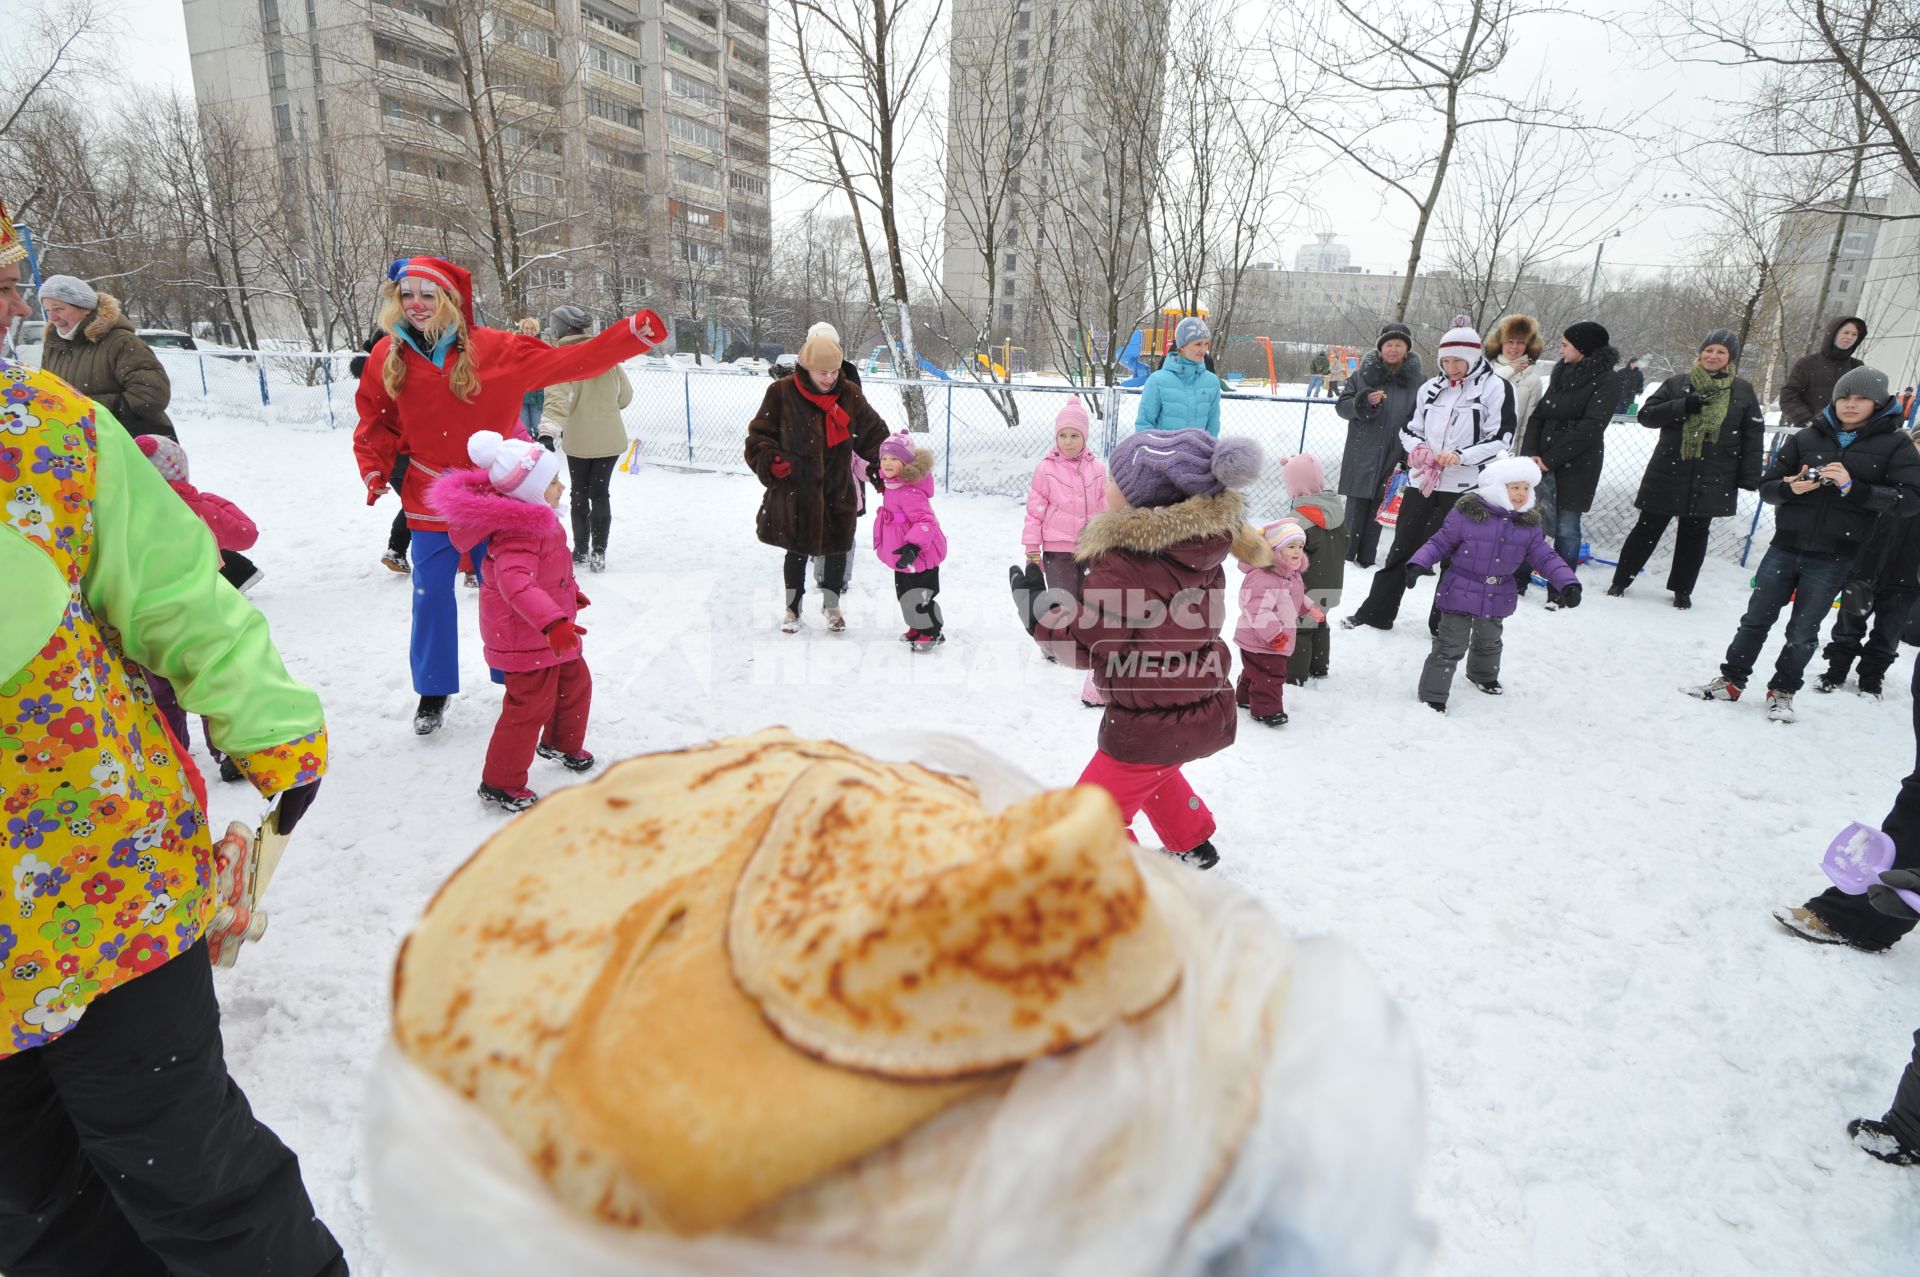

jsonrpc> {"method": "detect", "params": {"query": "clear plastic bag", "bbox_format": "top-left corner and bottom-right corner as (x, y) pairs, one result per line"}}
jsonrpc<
(363, 734), (1431, 1276)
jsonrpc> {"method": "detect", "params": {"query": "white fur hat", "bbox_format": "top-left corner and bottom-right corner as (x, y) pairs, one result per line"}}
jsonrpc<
(468, 430), (563, 505)
(1476, 454), (1540, 512)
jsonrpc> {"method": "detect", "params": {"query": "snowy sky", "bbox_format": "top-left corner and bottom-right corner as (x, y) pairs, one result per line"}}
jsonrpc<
(106, 0), (1750, 282)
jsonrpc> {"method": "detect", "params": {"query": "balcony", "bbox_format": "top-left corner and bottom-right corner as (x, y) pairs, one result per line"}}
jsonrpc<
(727, 106), (768, 138)
(726, 2), (768, 43)
(666, 0), (720, 30)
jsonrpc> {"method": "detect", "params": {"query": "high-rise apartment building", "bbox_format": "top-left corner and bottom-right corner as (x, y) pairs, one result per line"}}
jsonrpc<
(1293, 233), (1351, 274)
(180, 0), (771, 346)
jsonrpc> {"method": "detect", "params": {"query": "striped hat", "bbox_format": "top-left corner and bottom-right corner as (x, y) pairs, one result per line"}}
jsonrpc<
(1436, 314), (1482, 364)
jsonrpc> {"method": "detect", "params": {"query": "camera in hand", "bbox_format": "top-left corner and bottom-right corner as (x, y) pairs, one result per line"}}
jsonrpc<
(1802, 467), (1837, 487)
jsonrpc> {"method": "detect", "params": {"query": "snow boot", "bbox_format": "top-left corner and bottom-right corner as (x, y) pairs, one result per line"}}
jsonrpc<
(380, 550), (410, 575)
(234, 566), (266, 595)
(573, 550), (588, 566)
(1772, 906), (1854, 947)
(1254, 711), (1289, 727)
(1858, 672), (1885, 700)
(588, 549), (607, 573)
(463, 571), (480, 589)
(536, 744), (596, 772)
(1170, 840), (1219, 871)
(1544, 589), (1562, 611)
(1470, 679), (1503, 695)
(1342, 614), (1389, 632)
(1672, 591), (1692, 610)
(1849, 1118), (1920, 1166)
(478, 783), (538, 813)
(1766, 690), (1797, 723)
(217, 753), (244, 784)
(909, 631), (946, 653)
(1683, 675), (1741, 702)
(414, 694), (448, 735)
(1606, 582), (1627, 598)
(1816, 670), (1846, 693)
(1424, 699), (1447, 714)
(824, 607), (847, 634)
(781, 610), (802, 634)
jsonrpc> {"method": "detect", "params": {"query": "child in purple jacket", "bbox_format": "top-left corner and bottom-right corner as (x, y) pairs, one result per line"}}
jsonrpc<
(875, 431), (949, 650)
(1405, 456), (1580, 711)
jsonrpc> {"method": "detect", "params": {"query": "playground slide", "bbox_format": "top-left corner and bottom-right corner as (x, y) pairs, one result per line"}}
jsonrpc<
(917, 355), (953, 380)
(974, 353), (1010, 378)
(1117, 331), (1151, 388)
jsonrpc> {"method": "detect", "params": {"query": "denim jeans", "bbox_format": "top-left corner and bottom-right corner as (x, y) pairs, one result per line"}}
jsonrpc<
(1720, 544), (1851, 693)
(1537, 473), (1582, 569)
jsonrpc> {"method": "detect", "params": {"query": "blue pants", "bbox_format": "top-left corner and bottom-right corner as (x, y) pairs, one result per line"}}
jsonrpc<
(1720, 544), (1850, 694)
(410, 529), (486, 696)
(1536, 473), (1582, 569)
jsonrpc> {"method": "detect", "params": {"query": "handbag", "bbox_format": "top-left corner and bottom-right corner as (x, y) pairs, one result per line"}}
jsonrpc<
(1376, 469), (1408, 529)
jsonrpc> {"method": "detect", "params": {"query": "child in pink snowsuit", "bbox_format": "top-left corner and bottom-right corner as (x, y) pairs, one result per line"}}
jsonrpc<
(135, 433), (258, 553)
(1234, 520), (1319, 727)
(874, 431), (949, 650)
(1023, 397), (1109, 702)
(429, 430), (593, 812)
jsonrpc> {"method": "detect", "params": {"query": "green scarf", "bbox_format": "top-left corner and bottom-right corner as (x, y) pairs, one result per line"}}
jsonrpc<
(1680, 362), (1734, 461)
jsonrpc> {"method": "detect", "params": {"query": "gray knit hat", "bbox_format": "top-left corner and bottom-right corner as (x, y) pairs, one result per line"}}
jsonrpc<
(1173, 316), (1211, 348)
(548, 304), (593, 336)
(1108, 428), (1261, 509)
(1832, 366), (1892, 408)
(38, 274), (98, 311)
(1699, 328), (1741, 362)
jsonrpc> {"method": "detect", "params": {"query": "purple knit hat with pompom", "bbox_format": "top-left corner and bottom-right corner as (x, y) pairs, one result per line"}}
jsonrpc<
(1108, 429), (1262, 508)
(878, 431), (919, 464)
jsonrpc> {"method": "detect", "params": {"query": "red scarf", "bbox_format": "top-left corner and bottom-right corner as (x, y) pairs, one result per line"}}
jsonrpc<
(792, 377), (852, 447)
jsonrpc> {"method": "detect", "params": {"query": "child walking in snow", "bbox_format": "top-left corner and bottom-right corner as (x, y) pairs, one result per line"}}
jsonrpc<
(1405, 455), (1581, 712)
(1282, 453), (1347, 682)
(1023, 397), (1108, 701)
(1235, 520), (1318, 726)
(429, 430), (593, 812)
(875, 431), (949, 650)
(1010, 428), (1267, 871)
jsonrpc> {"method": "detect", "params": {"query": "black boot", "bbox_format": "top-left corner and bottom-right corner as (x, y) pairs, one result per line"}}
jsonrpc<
(414, 694), (448, 735)
(1672, 591), (1692, 610)
(1170, 840), (1219, 871)
(1849, 1118), (1920, 1166)
(1606, 581), (1627, 597)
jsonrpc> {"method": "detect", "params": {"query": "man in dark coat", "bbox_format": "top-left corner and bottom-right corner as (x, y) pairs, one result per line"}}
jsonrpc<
(1779, 316), (1867, 426)
(37, 275), (178, 440)
(1817, 426), (1920, 697)
(1688, 366), (1920, 721)
(1608, 329), (1764, 608)
(744, 330), (890, 632)
(1335, 322), (1424, 567)
(1614, 358), (1645, 415)
(1521, 321), (1619, 598)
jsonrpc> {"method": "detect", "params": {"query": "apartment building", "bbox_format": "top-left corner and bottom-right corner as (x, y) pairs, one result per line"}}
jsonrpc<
(180, 0), (771, 344)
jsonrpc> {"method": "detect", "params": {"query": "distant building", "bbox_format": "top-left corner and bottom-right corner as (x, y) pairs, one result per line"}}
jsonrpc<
(1771, 198), (1886, 323)
(1293, 233), (1352, 274)
(1861, 184), (1920, 391)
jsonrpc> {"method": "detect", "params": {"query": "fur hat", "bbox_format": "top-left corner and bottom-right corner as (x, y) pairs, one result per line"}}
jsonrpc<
(1563, 321), (1610, 358)
(468, 429), (563, 505)
(1436, 313), (1483, 365)
(134, 434), (188, 483)
(1476, 454), (1540, 513)
(1108, 428), (1261, 509)
(1376, 321), (1413, 354)
(38, 274), (98, 311)
(1484, 314), (1542, 360)
(1262, 520), (1307, 552)
(1699, 328), (1741, 362)
(1055, 397), (1090, 438)
(388, 256), (475, 328)
(798, 332), (845, 374)
(1174, 316), (1211, 349)
(1282, 453), (1326, 498)
(549, 304), (593, 336)
(878, 431), (919, 464)
(1833, 366), (1892, 408)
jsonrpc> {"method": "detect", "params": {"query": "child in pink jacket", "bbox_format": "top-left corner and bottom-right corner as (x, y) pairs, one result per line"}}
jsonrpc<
(874, 431), (949, 650)
(1234, 520), (1320, 727)
(1022, 398), (1108, 701)
(429, 430), (592, 812)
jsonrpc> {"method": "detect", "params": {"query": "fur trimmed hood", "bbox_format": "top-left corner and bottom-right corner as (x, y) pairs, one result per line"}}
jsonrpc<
(66, 292), (132, 344)
(886, 446), (934, 486)
(1354, 347), (1425, 390)
(1548, 344), (1621, 393)
(1075, 490), (1273, 568)
(1454, 491), (1543, 527)
(426, 466), (563, 544)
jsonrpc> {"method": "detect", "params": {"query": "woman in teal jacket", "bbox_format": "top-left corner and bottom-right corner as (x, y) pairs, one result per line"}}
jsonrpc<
(1136, 316), (1222, 436)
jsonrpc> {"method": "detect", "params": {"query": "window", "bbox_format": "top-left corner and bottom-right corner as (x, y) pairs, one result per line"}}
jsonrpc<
(673, 156), (718, 187)
(590, 41), (643, 83)
(274, 102), (293, 142)
(666, 29), (720, 68)
(668, 70), (722, 108)
(1837, 278), (1850, 293)
(591, 142), (647, 171)
(268, 51), (287, 89)
(675, 201), (723, 227)
(587, 93), (644, 129)
(1016, 38), (1028, 57)
(666, 0), (718, 26)
(1002, 253), (1016, 273)
(1000, 303), (1014, 325)
(672, 236), (726, 266)
(667, 113), (725, 149)
(729, 171), (766, 196)
(526, 266), (571, 290)
(1842, 231), (1870, 255)
(1012, 67), (1027, 89)
(621, 270), (648, 294)
(586, 8), (636, 36)
(260, 0), (280, 31)
(1015, 9), (1030, 29)
(514, 170), (563, 197)
(316, 96), (328, 124)
(728, 136), (766, 164)
(512, 24), (558, 58)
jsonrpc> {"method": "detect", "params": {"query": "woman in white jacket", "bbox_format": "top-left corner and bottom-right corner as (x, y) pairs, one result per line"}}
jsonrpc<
(1345, 315), (1516, 632)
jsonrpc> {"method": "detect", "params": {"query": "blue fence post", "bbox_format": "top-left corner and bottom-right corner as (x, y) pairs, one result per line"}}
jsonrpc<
(683, 370), (694, 464)
(321, 355), (335, 429)
(1298, 397), (1310, 453)
(198, 353), (208, 397)
(1740, 432), (1784, 568)
(256, 359), (271, 409)
(944, 383), (953, 491)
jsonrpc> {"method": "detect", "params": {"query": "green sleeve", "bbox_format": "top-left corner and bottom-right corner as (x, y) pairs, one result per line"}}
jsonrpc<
(82, 407), (324, 756)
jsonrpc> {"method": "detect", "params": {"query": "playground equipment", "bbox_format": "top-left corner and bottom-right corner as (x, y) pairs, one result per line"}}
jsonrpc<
(1117, 331), (1152, 387)
(1143, 307), (1208, 357)
(1254, 337), (1278, 395)
(975, 353), (1010, 378)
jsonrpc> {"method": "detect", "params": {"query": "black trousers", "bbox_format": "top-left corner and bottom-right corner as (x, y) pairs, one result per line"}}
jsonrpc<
(385, 455), (413, 557)
(567, 455), (619, 555)
(1825, 586), (1920, 685)
(1805, 657), (1920, 949)
(0, 942), (346, 1277)
(1613, 512), (1714, 595)
(217, 550), (259, 590)
(1293, 617), (1331, 680)
(896, 566), (943, 636)
(785, 550), (847, 613)
(1345, 496), (1384, 567)
(1887, 1028), (1920, 1152)
(1351, 488), (1462, 627)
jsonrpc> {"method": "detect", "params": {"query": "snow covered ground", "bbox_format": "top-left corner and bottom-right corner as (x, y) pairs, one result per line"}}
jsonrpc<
(176, 404), (1920, 1275)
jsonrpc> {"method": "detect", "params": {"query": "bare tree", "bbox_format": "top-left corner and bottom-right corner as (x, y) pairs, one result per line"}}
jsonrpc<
(0, 0), (119, 152)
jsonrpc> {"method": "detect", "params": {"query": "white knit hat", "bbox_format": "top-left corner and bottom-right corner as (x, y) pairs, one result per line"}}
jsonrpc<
(468, 430), (563, 505)
(806, 321), (841, 345)
(1436, 313), (1483, 364)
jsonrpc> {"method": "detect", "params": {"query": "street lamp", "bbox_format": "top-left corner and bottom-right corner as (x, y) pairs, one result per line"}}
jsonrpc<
(1586, 230), (1622, 307)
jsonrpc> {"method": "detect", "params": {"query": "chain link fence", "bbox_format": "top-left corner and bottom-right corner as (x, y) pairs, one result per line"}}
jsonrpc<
(151, 351), (1788, 569)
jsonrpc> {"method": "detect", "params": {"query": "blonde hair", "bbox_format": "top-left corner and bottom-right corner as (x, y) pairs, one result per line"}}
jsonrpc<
(517, 317), (541, 337)
(376, 281), (479, 402)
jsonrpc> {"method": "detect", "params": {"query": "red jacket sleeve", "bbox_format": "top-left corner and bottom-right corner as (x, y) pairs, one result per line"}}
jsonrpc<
(492, 311), (665, 398)
(353, 336), (402, 482)
(187, 488), (259, 552)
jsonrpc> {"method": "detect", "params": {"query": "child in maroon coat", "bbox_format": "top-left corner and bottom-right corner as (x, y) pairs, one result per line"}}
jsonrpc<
(1011, 428), (1266, 870)
(429, 430), (593, 812)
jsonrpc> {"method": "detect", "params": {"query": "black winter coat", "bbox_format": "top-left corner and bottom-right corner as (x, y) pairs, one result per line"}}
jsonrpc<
(1762, 403), (1920, 558)
(1334, 350), (1425, 502)
(743, 375), (890, 555)
(1632, 371), (1765, 518)
(1847, 461), (1920, 589)
(1522, 345), (1620, 513)
(1779, 315), (1867, 426)
(1614, 365), (1645, 414)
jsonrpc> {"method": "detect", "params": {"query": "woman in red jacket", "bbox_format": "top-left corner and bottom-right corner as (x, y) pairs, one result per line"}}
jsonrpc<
(352, 256), (664, 733)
